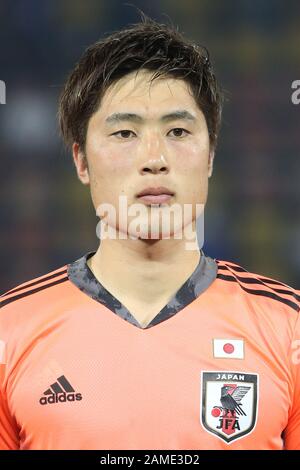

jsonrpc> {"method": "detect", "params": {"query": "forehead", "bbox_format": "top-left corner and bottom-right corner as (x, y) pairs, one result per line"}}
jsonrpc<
(99, 69), (199, 115)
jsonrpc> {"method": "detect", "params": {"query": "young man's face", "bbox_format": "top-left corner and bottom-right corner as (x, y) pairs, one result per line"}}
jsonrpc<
(73, 68), (214, 240)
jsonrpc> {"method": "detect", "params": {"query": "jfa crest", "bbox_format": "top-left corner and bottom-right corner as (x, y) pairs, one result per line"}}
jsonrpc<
(201, 371), (259, 443)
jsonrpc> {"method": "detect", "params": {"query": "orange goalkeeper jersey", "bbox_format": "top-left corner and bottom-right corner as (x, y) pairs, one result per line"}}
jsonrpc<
(0, 249), (299, 450)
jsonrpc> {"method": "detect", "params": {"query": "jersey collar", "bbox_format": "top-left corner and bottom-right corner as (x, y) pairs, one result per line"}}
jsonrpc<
(67, 248), (217, 329)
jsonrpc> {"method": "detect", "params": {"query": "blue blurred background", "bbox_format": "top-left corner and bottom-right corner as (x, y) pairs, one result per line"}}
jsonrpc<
(0, 0), (299, 291)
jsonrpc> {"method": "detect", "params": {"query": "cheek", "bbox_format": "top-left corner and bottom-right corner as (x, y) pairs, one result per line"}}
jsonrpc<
(87, 146), (133, 208)
(173, 141), (209, 179)
(172, 142), (209, 202)
(88, 140), (134, 176)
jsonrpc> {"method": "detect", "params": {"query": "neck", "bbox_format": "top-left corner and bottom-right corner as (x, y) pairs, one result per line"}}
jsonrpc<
(88, 221), (201, 305)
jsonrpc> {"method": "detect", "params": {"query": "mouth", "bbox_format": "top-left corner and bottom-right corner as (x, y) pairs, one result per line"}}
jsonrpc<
(137, 194), (173, 205)
(136, 186), (175, 205)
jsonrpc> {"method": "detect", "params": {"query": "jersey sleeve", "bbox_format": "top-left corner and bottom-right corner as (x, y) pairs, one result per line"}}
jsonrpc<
(0, 340), (19, 449)
(284, 301), (300, 450)
(0, 389), (19, 449)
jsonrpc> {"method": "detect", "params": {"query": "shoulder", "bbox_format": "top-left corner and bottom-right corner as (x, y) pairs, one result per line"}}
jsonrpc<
(215, 257), (299, 314)
(0, 263), (77, 375)
(0, 263), (70, 319)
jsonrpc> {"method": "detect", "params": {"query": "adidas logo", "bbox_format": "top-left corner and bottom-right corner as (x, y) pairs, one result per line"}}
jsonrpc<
(39, 375), (82, 405)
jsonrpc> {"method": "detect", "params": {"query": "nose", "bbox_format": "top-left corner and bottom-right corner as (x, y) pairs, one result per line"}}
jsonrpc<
(140, 156), (169, 174)
(137, 133), (170, 175)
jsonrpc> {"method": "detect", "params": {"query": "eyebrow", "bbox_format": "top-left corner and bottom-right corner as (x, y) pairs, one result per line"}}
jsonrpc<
(105, 110), (197, 125)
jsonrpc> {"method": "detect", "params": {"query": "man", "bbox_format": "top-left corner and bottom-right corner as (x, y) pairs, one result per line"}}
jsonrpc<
(0, 15), (299, 450)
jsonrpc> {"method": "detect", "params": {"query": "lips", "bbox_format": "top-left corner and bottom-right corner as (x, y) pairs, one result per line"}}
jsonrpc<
(136, 187), (175, 205)
(136, 187), (174, 197)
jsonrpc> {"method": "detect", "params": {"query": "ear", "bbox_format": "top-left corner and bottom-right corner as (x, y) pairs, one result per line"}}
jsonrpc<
(72, 142), (90, 185)
(208, 148), (215, 178)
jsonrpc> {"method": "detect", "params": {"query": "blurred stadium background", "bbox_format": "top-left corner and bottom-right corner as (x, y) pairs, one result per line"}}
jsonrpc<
(0, 0), (299, 291)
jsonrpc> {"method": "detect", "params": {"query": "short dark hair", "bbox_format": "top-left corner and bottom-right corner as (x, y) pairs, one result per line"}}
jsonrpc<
(58, 13), (223, 153)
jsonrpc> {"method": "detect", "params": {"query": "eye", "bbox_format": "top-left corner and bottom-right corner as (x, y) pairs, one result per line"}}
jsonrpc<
(111, 130), (136, 139)
(168, 128), (190, 138)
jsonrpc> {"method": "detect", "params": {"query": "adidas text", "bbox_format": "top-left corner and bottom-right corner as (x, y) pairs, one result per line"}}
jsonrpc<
(39, 392), (82, 405)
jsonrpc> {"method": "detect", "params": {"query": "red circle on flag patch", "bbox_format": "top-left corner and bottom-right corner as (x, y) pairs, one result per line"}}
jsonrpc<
(211, 407), (221, 417)
(223, 343), (234, 354)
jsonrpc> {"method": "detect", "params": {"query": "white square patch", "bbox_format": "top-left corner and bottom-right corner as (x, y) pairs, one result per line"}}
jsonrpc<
(213, 339), (244, 359)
